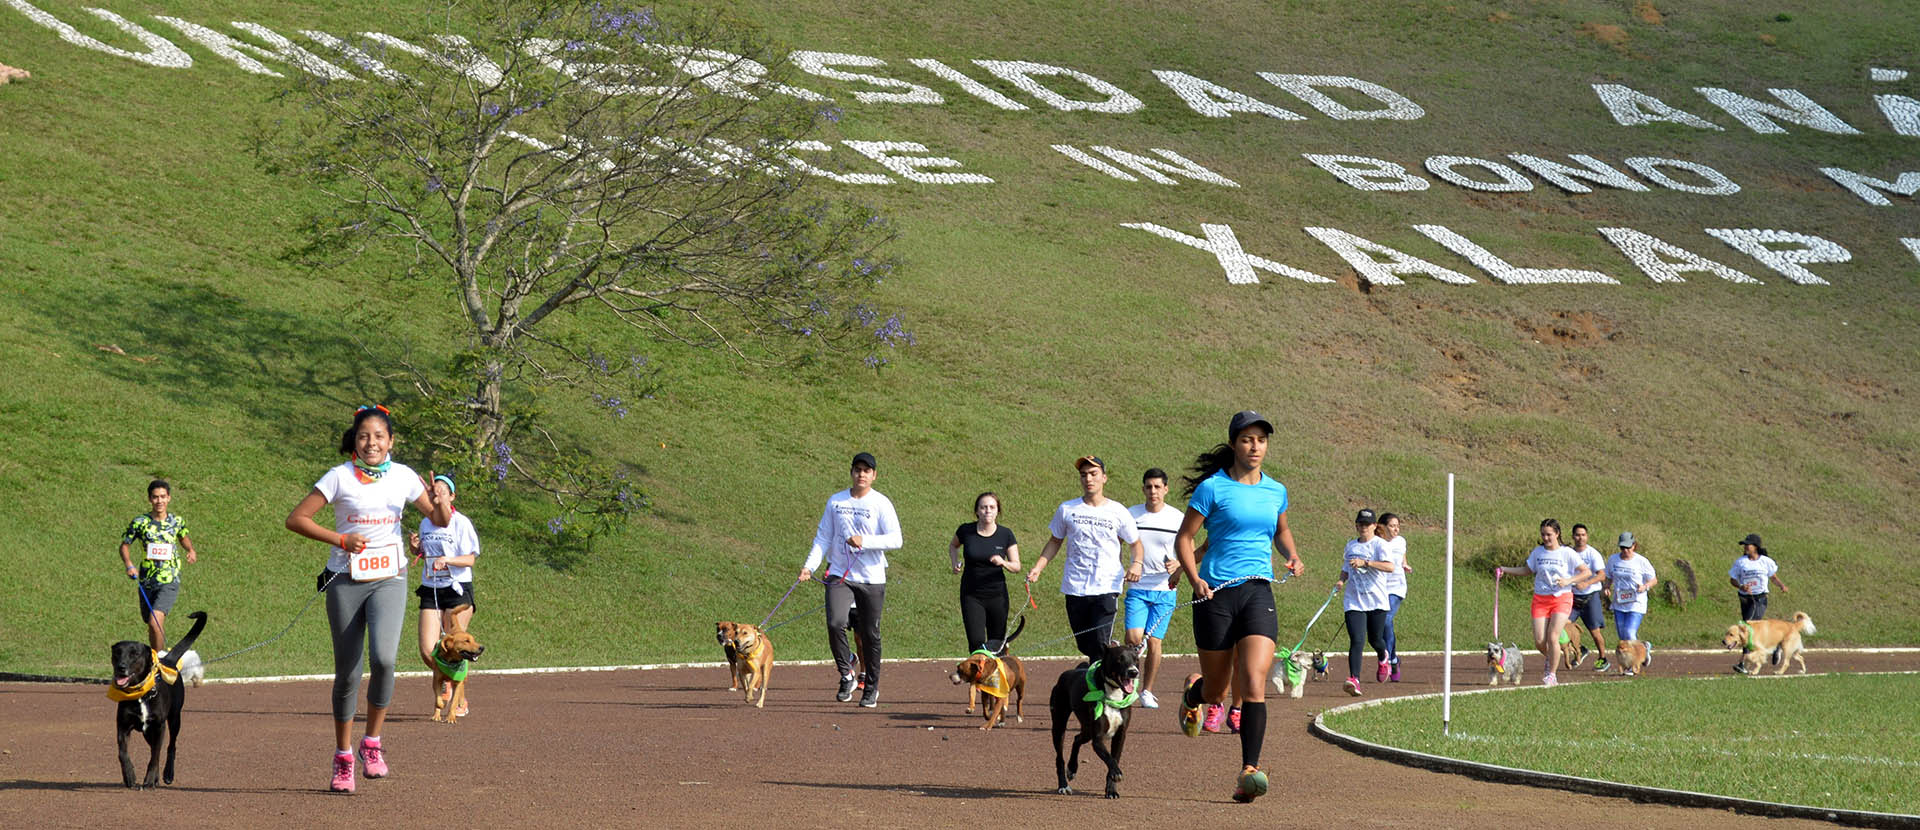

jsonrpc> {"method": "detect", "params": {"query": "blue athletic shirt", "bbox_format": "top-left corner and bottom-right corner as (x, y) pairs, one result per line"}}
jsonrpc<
(1188, 469), (1288, 587)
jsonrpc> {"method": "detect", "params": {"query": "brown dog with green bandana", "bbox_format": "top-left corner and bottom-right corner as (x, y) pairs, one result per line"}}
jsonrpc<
(428, 624), (485, 723)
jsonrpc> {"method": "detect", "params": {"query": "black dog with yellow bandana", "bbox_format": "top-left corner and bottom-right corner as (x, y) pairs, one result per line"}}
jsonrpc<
(111, 610), (206, 788)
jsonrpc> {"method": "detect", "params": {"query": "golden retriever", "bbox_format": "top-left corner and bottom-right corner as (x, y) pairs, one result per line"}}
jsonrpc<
(1723, 613), (1814, 675)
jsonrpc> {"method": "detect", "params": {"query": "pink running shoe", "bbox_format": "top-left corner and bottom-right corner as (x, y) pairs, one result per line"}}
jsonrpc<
(1390, 664), (1402, 683)
(1227, 707), (1242, 734)
(358, 736), (388, 779)
(1202, 703), (1225, 733)
(1376, 661), (1390, 683)
(1542, 672), (1559, 687)
(1344, 676), (1362, 697)
(329, 752), (355, 793)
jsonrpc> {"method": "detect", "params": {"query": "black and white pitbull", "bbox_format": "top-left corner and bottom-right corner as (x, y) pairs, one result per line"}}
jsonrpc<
(1049, 641), (1140, 798)
(110, 610), (206, 789)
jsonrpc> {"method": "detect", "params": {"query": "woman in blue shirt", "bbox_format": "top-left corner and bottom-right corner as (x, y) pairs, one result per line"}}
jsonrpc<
(1172, 410), (1305, 804)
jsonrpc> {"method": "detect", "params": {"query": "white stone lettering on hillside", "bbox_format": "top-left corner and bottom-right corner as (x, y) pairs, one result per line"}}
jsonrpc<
(841, 141), (993, 183)
(1257, 74), (1425, 120)
(772, 140), (894, 184)
(1151, 70), (1305, 120)
(1507, 154), (1650, 194)
(1120, 222), (1333, 284)
(362, 33), (503, 87)
(1818, 167), (1920, 206)
(1304, 227), (1475, 285)
(1052, 145), (1139, 181)
(906, 58), (1028, 110)
(650, 45), (828, 101)
(1695, 87), (1862, 135)
(1423, 156), (1534, 192)
(1590, 84), (1722, 130)
(153, 17), (352, 78)
(1598, 227), (1760, 284)
(1303, 155), (1429, 191)
(1704, 229), (1847, 286)
(299, 31), (407, 83)
(1413, 225), (1617, 284)
(972, 60), (1143, 113)
(1874, 93), (1920, 136)
(1623, 157), (1741, 195)
(1871, 67), (1910, 82)
(1086, 146), (1238, 186)
(789, 52), (942, 105)
(523, 37), (673, 96)
(1903, 238), (1920, 264)
(2, 1), (191, 68)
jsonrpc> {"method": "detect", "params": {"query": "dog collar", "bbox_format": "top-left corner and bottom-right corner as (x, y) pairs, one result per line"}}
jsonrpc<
(1082, 660), (1137, 719)
(107, 651), (178, 701)
(433, 652), (469, 682)
(1738, 621), (1757, 653)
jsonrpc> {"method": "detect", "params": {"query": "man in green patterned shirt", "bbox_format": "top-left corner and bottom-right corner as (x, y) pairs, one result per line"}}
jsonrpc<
(118, 479), (200, 652)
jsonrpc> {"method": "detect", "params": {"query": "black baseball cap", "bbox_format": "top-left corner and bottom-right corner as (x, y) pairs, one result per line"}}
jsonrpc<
(1355, 509), (1377, 525)
(851, 452), (877, 470)
(1228, 410), (1273, 439)
(1738, 533), (1763, 548)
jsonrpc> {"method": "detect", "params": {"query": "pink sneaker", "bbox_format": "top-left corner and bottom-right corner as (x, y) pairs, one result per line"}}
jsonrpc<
(1542, 672), (1559, 687)
(1202, 704), (1225, 733)
(1376, 662), (1390, 683)
(1390, 664), (1402, 682)
(1227, 707), (1242, 734)
(357, 737), (388, 779)
(1344, 676), (1362, 697)
(329, 752), (355, 793)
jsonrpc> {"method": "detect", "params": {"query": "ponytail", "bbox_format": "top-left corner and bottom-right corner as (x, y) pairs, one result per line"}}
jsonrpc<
(1181, 443), (1236, 498)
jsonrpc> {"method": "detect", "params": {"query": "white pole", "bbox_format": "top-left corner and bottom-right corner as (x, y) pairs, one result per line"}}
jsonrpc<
(1443, 472), (1455, 736)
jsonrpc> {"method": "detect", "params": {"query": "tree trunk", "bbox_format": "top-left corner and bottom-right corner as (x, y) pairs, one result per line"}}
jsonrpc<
(475, 359), (505, 458)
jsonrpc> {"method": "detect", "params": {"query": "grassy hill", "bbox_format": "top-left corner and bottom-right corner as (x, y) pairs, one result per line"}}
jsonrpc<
(3, 0), (1916, 678)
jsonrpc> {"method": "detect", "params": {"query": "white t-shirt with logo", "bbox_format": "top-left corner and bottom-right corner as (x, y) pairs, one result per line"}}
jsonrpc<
(1728, 555), (1778, 596)
(314, 461), (425, 575)
(1606, 553), (1657, 613)
(1526, 544), (1580, 597)
(803, 488), (903, 585)
(1049, 497), (1141, 597)
(1342, 537), (1393, 612)
(1128, 503), (1182, 592)
(1571, 545), (1606, 596)
(418, 511), (480, 589)
(1379, 535), (1409, 598)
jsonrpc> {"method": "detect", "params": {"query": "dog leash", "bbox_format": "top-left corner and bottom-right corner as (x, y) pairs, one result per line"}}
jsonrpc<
(756, 577), (806, 629)
(202, 571), (342, 666)
(1281, 583), (1342, 656)
(1020, 574), (1265, 655)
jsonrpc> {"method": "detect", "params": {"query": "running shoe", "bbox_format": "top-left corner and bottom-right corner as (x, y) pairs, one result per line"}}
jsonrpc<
(455, 700), (469, 718)
(835, 674), (857, 702)
(859, 687), (879, 708)
(357, 737), (387, 779)
(1542, 672), (1559, 687)
(1139, 690), (1160, 709)
(1733, 663), (1750, 675)
(1343, 676), (1361, 697)
(1594, 657), (1610, 673)
(1232, 766), (1269, 804)
(1575, 645), (1591, 667)
(1389, 664), (1402, 683)
(1203, 704), (1225, 733)
(1227, 707), (1242, 734)
(329, 752), (355, 793)
(1377, 661), (1391, 683)
(1178, 673), (1203, 737)
(1623, 669), (1636, 677)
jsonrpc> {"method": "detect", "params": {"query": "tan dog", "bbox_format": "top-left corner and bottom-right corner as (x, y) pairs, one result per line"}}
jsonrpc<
(1723, 613), (1815, 675)
(1613, 640), (1649, 676)
(716, 621), (742, 690)
(952, 652), (1027, 729)
(731, 623), (774, 707)
(427, 625), (485, 724)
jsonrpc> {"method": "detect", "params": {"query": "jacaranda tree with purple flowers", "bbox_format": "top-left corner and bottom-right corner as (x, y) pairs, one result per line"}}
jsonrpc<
(254, 0), (905, 537)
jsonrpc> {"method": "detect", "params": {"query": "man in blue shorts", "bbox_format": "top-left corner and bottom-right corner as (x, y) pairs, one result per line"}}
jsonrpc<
(1125, 468), (1182, 708)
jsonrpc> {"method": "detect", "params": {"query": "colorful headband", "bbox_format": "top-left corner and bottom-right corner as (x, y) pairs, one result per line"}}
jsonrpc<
(356, 404), (391, 415)
(433, 474), (456, 495)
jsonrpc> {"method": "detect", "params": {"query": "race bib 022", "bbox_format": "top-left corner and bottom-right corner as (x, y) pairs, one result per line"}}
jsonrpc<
(145, 542), (174, 561)
(350, 542), (402, 582)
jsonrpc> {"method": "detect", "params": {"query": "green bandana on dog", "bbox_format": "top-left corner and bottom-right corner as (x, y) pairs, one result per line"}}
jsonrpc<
(1082, 660), (1137, 719)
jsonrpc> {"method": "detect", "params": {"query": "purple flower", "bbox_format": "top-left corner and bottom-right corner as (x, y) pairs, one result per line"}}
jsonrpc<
(492, 442), (512, 481)
(426, 175), (443, 192)
(482, 102), (501, 116)
(818, 105), (843, 123)
(548, 516), (565, 535)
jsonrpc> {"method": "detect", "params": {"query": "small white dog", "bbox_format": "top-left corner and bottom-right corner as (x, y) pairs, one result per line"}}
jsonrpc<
(177, 650), (205, 687)
(1269, 649), (1316, 698)
(1486, 642), (1524, 686)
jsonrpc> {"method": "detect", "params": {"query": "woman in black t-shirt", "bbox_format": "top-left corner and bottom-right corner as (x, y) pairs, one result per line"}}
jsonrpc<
(948, 492), (1022, 652)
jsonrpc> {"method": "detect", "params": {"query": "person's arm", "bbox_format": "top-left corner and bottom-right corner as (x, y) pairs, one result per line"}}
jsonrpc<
(181, 531), (198, 565)
(1771, 573), (1790, 593)
(800, 503), (832, 581)
(949, 533), (964, 574)
(119, 539), (137, 579)
(1173, 507), (1209, 598)
(850, 496), (904, 553)
(411, 487), (452, 529)
(1576, 562), (1605, 591)
(998, 542), (1021, 573)
(1498, 564), (1534, 578)
(1025, 536), (1063, 583)
(1124, 539), (1145, 583)
(1561, 564), (1592, 588)
(1274, 512), (1303, 576)
(287, 488), (365, 552)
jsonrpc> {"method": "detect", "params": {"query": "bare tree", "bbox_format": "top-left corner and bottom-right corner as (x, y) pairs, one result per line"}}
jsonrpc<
(255, 1), (905, 529)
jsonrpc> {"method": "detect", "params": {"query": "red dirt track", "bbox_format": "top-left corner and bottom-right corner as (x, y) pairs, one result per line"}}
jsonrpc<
(4, 651), (1915, 828)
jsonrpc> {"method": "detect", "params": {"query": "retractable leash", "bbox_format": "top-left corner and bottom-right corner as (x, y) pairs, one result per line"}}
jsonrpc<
(203, 570), (342, 666)
(1022, 574), (1265, 656)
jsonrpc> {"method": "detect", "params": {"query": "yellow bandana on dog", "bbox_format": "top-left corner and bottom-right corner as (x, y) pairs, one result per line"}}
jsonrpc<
(107, 651), (178, 701)
(973, 652), (1010, 699)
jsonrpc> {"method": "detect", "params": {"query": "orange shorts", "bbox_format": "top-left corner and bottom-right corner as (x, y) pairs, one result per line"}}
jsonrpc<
(1531, 592), (1573, 619)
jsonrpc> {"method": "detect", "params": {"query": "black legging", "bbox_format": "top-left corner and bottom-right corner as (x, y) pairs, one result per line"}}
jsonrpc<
(959, 581), (1009, 652)
(1345, 608), (1390, 679)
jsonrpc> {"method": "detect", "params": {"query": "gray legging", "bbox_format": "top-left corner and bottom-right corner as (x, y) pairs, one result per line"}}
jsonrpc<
(325, 575), (407, 721)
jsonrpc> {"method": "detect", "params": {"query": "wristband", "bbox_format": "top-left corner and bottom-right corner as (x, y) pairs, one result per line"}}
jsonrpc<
(337, 533), (347, 551)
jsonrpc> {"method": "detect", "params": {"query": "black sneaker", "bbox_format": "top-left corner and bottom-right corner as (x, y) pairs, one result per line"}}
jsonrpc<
(835, 674), (857, 702)
(1576, 645), (1591, 667)
(1733, 662), (1750, 675)
(859, 687), (879, 708)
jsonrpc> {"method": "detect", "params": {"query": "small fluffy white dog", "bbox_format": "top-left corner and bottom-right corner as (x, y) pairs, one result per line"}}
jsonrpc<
(1269, 649), (1316, 698)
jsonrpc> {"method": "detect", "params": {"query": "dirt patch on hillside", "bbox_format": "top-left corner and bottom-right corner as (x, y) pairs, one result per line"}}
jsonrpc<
(1518, 310), (1619, 346)
(1579, 22), (1630, 51)
(1633, 2), (1665, 25)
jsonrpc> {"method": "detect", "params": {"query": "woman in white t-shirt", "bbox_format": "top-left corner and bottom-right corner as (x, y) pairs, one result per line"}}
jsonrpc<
(285, 405), (450, 794)
(1337, 510), (1395, 697)
(1728, 533), (1788, 621)
(1376, 513), (1409, 682)
(1605, 532), (1657, 659)
(1494, 518), (1590, 687)
(410, 474), (479, 715)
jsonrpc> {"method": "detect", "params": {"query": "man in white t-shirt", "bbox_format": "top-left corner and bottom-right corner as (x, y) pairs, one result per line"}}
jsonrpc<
(799, 452), (903, 708)
(1567, 524), (1610, 672)
(1026, 455), (1144, 662)
(1124, 468), (1183, 709)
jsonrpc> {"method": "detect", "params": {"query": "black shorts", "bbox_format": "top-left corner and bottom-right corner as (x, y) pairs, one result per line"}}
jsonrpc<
(417, 582), (476, 611)
(1191, 579), (1277, 651)
(1571, 592), (1605, 629)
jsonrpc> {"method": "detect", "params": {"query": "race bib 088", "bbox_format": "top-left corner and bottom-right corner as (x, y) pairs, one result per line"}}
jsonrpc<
(145, 542), (174, 561)
(350, 543), (402, 582)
